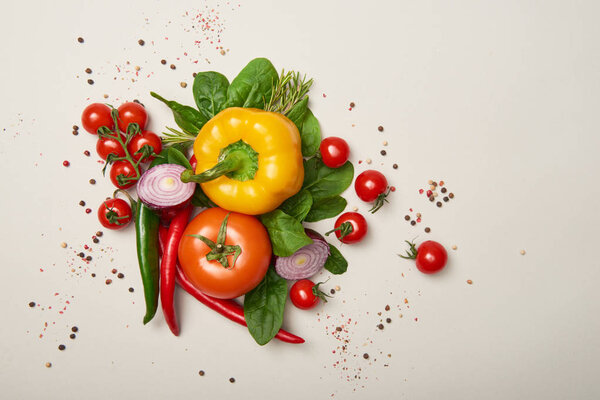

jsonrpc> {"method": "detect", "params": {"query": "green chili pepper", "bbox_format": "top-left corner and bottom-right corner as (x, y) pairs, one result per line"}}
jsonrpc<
(135, 199), (160, 324)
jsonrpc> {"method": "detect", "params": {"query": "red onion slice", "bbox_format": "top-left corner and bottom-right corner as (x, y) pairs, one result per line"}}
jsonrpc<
(137, 164), (195, 215)
(275, 230), (330, 280)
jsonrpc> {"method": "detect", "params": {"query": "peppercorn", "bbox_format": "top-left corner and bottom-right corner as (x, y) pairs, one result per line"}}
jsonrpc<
(229, 377), (235, 383)
(93, 238), (99, 244)
(79, 200), (86, 206)
(393, 164), (398, 169)
(69, 333), (76, 339)
(128, 287), (134, 292)
(180, 82), (187, 88)
(105, 279), (112, 285)
(87, 79), (94, 85)
(336, 326), (342, 332)
(404, 215), (410, 221)
(386, 318), (392, 323)
(378, 126), (384, 132)
(72, 130), (79, 136)
(410, 220), (416, 226)
(71, 326), (78, 332)
(138, 39), (145, 46)
(429, 196), (434, 202)
(63, 160), (70, 167)
(96, 231), (103, 237)
(192, 72), (197, 77)
(85, 68), (92, 74)
(363, 353), (369, 359)
(161, 59), (167, 65)
(425, 227), (431, 233)
(198, 370), (205, 376)
(28, 302), (36, 307)
(77, 37), (84, 43)
(78, 252), (85, 258)
(85, 208), (92, 214)
(443, 196), (449, 202)
(330, 288), (335, 295)
(385, 305), (390, 311)
(85, 255), (92, 261)
(441, 187), (447, 193)
(89, 179), (96, 185)
(45, 362), (52, 368)
(117, 273), (124, 279)
(380, 150), (386, 156)
(349, 102), (355, 108)
(111, 268), (117, 274)
(378, 323), (384, 330)
(91, 273), (96, 277)
(449, 193), (454, 199)
(436, 202), (442, 207)
(83, 150), (90, 156)
(170, 64), (176, 70)
(58, 344), (66, 350)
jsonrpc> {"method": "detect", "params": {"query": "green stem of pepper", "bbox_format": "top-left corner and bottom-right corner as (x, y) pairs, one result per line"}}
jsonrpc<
(135, 199), (161, 324)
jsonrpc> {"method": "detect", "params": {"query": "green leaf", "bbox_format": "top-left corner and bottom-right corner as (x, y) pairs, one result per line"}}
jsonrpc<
(287, 96), (309, 129)
(191, 186), (217, 208)
(149, 153), (169, 168)
(278, 190), (313, 222)
(324, 244), (348, 275)
(150, 92), (208, 135)
(226, 58), (278, 109)
(243, 267), (288, 345)
(302, 158), (354, 202)
(193, 71), (230, 119)
(166, 147), (192, 169)
(299, 108), (321, 157)
(260, 209), (313, 257)
(304, 196), (347, 222)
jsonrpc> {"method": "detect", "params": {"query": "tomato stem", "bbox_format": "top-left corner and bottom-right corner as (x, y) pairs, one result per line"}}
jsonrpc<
(187, 213), (242, 269)
(369, 187), (391, 213)
(325, 222), (353, 242)
(398, 240), (418, 260)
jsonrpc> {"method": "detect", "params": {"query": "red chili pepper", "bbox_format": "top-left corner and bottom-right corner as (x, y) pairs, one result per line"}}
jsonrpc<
(173, 257), (305, 344)
(159, 206), (192, 336)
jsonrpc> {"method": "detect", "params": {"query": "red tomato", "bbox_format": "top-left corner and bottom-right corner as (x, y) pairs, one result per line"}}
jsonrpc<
(320, 137), (350, 168)
(81, 103), (114, 134)
(415, 241), (448, 274)
(178, 208), (272, 299)
(97, 198), (132, 230)
(96, 134), (126, 160)
(127, 131), (162, 162)
(355, 170), (388, 202)
(109, 160), (138, 189)
(290, 280), (321, 310)
(117, 102), (148, 133)
(329, 212), (367, 244)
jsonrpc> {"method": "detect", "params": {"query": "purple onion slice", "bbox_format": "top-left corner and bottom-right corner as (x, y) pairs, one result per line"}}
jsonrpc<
(275, 229), (330, 280)
(137, 164), (195, 220)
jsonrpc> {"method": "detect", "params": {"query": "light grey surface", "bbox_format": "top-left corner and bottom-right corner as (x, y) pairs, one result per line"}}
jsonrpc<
(1, 0), (599, 399)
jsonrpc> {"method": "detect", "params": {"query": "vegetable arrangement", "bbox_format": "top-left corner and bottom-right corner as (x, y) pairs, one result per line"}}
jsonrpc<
(83, 57), (404, 346)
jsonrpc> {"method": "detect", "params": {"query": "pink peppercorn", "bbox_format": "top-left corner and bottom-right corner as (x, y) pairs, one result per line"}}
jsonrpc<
(63, 160), (70, 167)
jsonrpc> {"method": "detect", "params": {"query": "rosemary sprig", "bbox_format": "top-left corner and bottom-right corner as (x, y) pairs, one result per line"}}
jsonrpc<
(160, 126), (197, 146)
(265, 69), (313, 115)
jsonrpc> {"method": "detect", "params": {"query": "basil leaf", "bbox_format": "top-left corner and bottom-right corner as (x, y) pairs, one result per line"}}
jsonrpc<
(193, 71), (229, 119)
(324, 244), (348, 275)
(287, 96), (309, 129)
(191, 187), (217, 208)
(260, 209), (313, 257)
(226, 58), (278, 109)
(166, 147), (192, 169)
(304, 196), (347, 222)
(302, 158), (354, 202)
(278, 190), (313, 222)
(150, 92), (207, 135)
(243, 267), (288, 345)
(299, 108), (321, 157)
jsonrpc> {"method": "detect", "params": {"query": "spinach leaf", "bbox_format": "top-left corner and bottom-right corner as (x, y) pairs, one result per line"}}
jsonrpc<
(323, 244), (348, 275)
(260, 209), (313, 257)
(302, 157), (354, 202)
(166, 147), (192, 169)
(191, 187), (216, 208)
(278, 189), (313, 222)
(192, 71), (229, 119)
(226, 58), (278, 109)
(243, 267), (288, 345)
(304, 195), (347, 222)
(287, 96), (309, 129)
(150, 92), (208, 135)
(299, 108), (321, 157)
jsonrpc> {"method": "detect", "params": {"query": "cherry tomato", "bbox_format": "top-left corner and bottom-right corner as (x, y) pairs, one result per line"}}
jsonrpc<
(96, 133), (126, 160)
(81, 103), (114, 134)
(97, 198), (132, 230)
(355, 170), (388, 202)
(400, 240), (448, 274)
(178, 207), (272, 299)
(117, 102), (148, 133)
(127, 130), (162, 162)
(109, 160), (137, 189)
(290, 280), (325, 310)
(320, 137), (350, 168)
(328, 212), (367, 244)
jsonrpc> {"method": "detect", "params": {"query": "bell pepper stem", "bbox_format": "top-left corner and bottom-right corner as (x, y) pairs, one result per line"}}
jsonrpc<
(180, 152), (244, 184)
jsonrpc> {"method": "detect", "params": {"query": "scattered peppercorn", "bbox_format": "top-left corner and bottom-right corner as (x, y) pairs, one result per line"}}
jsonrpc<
(385, 305), (390, 311)
(61, 242), (67, 248)
(85, 255), (92, 261)
(58, 345), (66, 351)
(377, 323), (384, 330)
(72, 130), (79, 136)
(404, 215), (410, 221)
(363, 353), (369, 359)
(393, 164), (398, 169)
(69, 333), (76, 339)
(429, 196), (434, 202)
(467, 280), (473, 285)
(138, 39), (145, 46)
(45, 362), (52, 368)
(441, 187), (447, 193)
(79, 200), (86, 206)
(378, 126), (384, 132)
(85, 208), (92, 214)
(386, 318), (392, 323)
(117, 273), (124, 279)
(89, 179), (96, 185)
(449, 193), (454, 199)
(180, 82), (187, 88)
(128, 287), (134, 292)
(63, 160), (70, 167)
(336, 326), (342, 332)
(443, 196), (449, 202)
(170, 64), (176, 70)
(425, 227), (431, 233)
(330, 288), (335, 295)
(83, 150), (90, 156)
(28, 302), (36, 308)
(85, 68), (92, 74)
(161, 59), (167, 65)
(439, 180), (445, 186)
(71, 326), (78, 332)
(77, 37), (84, 43)
(410, 220), (416, 226)
(87, 79), (94, 85)
(91, 273), (96, 277)
(105, 279), (112, 285)
(229, 378), (235, 383)
(436, 202), (442, 207)
(96, 231), (103, 237)
(380, 150), (386, 156)
(198, 370), (205, 376)
(349, 102), (355, 108)
(111, 268), (117, 274)
(192, 72), (197, 77)
(78, 252), (85, 258)
(92, 238), (99, 244)
(73, 125), (79, 131)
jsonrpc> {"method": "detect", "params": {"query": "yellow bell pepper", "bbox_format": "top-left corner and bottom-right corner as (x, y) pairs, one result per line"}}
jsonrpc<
(181, 107), (304, 215)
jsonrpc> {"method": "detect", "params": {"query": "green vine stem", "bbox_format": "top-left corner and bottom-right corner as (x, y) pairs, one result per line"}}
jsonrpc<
(325, 222), (354, 242)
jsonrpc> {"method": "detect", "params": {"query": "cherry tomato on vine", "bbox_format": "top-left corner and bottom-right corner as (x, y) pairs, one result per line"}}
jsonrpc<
(355, 169), (390, 213)
(289, 279), (330, 310)
(400, 240), (448, 274)
(326, 212), (368, 244)
(127, 130), (162, 162)
(97, 198), (132, 230)
(81, 103), (114, 134)
(109, 160), (137, 189)
(96, 133), (126, 160)
(117, 102), (148, 133)
(320, 137), (350, 168)
(178, 207), (272, 299)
